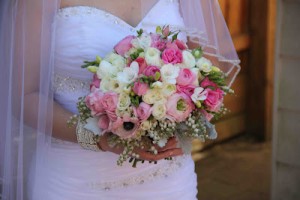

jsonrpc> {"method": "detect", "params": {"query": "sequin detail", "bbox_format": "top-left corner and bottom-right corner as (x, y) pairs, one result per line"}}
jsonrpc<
(53, 73), (90, 93)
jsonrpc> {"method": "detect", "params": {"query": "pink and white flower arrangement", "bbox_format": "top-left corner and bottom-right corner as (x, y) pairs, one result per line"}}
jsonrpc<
(74, 26), (233, 166)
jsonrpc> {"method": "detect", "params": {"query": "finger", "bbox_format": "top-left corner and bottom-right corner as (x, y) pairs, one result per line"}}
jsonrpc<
(135, 148), (183, 161)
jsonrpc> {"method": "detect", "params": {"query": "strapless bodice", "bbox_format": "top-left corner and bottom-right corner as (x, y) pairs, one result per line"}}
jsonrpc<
(53, 0), (185, 113)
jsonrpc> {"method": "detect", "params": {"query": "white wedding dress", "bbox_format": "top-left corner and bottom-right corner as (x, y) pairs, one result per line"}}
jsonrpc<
(31, 0), (198, 199)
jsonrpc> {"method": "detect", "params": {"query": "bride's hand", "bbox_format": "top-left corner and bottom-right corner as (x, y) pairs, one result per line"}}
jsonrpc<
(98, 134), (183, 162)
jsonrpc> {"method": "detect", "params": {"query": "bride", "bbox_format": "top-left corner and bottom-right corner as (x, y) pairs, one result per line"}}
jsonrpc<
(0, 0), (240, 199)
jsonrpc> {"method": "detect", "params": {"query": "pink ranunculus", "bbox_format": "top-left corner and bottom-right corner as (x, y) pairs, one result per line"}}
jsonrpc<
(136, 103), (152, 121)
(143, 65), (160, 78)
(114, 35), (135, 56)
(200, 77), (218, 88)
(177, 84), (196, 97)
(166, 41), (179, 50)
(162, 48), (183, 64)
(201, 110), (214, 121)
(110, 117), (140, 139)
(174, 39), (188, 50)
(90, 74), (101, 91)
(204, 88), (223, 112)
(98, 114), (110, 130)
(85, 90), (105, 116)
(101, 92), (118, 113)
(135, 57), (148, 75)
(176, 68), (197, 86)
(133, 82), (149, 96)
(166, 93), (195, 122)
(151, 33), (166, 51)
(106, 110), (118, 122)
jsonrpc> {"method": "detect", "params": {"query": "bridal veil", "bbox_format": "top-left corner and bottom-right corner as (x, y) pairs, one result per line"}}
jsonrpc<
(0, 0), (240, 199)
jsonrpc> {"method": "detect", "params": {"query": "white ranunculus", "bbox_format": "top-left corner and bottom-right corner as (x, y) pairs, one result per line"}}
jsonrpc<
(105, 53), (126, 69)
(152, 102), (167, 120)
(196, 57), (212, 73)
(117, 93), (131, 111)
(191, 87), (208, 103)
(117, 61), (139, 84)
(182, 50), (196, 68)
(160, 64), (180, 84)
(132, 35), (152, 50)
(142, 89), (165, 105)
(97, 60), (119, 79)
(162, 83), (177, 97)
(145, 47), (162, 67)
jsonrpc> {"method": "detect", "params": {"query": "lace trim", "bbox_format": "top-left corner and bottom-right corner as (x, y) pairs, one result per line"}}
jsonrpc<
(53, 73), (90, 93)
(86, 155), (188, 191)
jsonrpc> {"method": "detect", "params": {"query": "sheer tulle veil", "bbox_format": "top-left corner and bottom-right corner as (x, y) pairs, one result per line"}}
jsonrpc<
(0, 0), (240, 199)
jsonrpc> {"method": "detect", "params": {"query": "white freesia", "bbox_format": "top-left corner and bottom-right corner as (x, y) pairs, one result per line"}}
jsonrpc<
(100, 77), (111, 92)
(191, 87), (208, 103)
(152, 103), (167, 120)
(117, 93), (131, 111)
(142, 89), (165, 104)
(97, 60), (120, 79)
(117, 61), (139, 84)
(132, 34), (152, 50)
(196, 57), (212, 73)
(140, 120), (152, 131)
(145, 47), (162, 67)
(109, 78), (126, 93)
(182, 50), (196, 68)
(162, 83), (177, 97)
(105, 53), (126, 69)
(83, 117), (102, 135)
(160, 64), (180, 84)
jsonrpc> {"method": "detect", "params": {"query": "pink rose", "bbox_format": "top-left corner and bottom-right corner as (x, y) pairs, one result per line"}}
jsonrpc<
(201, 110), (214, 121)
(98, 115), (110, 130)
(135, 57), (148, 75)
(176, 68), (197, 86)
(101, 92), (118, 113)
(177, 84), (196, 97)
(166, 93), (194, 122)
(137, 103), (152, 121)
(110, 117), (140, 139)
(166, 41), (179, 50)
(200, 77), (218, 88)
(151, 33), (166, 51)
(85, 90), (105, 116)
(143, 66), (160, 78)
(204, 88), (223, 112)
(162, 48), (183, 64)
(90, 74), (101, 91)
(133, 82), (149, 96)
(174, 39), (187, 50)
(114, 35), (135, 56)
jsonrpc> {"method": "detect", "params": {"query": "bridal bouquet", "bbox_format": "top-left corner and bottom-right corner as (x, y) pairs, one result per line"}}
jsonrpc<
(69, 26), (233, 166)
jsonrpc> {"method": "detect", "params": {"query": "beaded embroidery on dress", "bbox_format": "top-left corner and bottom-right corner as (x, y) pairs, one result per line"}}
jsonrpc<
(37, 1), (198, 199)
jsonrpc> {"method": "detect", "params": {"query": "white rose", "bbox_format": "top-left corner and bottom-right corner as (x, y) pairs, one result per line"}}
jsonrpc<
(97, 60), (120, 79)
(196, 57), (212, 73)
(105, 53), (126, 69)
(152, 103), (167, 120)
(117, 93), (131, 111)
(117, 61), (139, 84)
(140, 120), (152, 131)
(145, 47), (162, 67)
(142, 89), (165, 104)
(160, 64), (180, 84)
(132, 35), (152, 50)
(182, 50), (196, 68)
(162, 83), (177, 97)
(191, 87), (208, 103)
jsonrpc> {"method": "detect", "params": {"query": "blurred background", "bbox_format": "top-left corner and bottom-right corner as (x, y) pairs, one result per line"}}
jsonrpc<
(192, 0), (300, 199)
